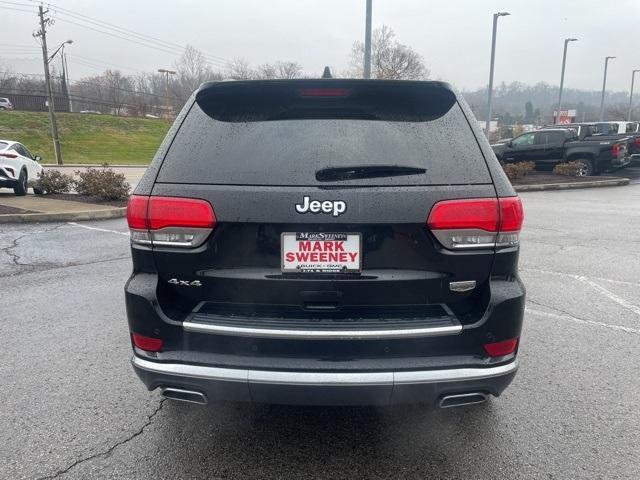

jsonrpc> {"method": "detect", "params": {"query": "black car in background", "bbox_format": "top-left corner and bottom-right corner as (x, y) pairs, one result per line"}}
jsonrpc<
(125, 79), (525, 408)
(492, 127), (629, 175)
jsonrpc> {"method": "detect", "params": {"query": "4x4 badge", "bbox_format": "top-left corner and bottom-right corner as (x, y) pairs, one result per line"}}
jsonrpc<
(295, 196), (347, 217)
(168, 278), (202, 287)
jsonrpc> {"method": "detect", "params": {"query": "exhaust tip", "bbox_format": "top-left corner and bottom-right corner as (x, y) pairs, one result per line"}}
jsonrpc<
(161, 387), (207, 405)
(439, 392), (488, 408)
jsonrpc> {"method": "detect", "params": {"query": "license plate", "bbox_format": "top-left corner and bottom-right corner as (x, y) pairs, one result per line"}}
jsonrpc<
(281, 232), (361, 273)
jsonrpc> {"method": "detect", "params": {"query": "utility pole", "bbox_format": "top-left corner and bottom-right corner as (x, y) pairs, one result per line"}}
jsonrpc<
(363, 0), (372, 79)
(157, 68), (176, 117)
(556, 38), (577, 123)
(599, 56), (615, 121)
(486, 12), (510, 139)
(628, 69), (640, 121)
(35, 5), (63, 165)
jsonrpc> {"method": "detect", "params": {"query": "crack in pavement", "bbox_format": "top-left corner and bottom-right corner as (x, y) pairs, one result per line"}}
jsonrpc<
(0, 224), (68, 269)
(36, 399), (167, 480)
(0, 255), (130, 278)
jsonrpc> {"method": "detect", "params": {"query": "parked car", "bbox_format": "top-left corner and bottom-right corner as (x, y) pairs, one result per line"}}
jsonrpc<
(492, 127), (629, 175)
(0, 140), (43, 195)
(126, 79), (525, 408)
(552, 122), (640, 162)
(0, 97), (14, 110)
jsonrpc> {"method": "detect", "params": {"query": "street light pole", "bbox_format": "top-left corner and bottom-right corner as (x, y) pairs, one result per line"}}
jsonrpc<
(363, 0), (372, 79)
(599, 56), (615, 121)
(157, 69), (176, 117)
(486, 12), (510, 138)
(556, 38), (577, 123)
(627, 69), (640, 121)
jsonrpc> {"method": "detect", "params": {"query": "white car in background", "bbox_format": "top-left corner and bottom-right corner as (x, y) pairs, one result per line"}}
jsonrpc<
(0, 140), (44, 195)
(0, 97), (13, 110)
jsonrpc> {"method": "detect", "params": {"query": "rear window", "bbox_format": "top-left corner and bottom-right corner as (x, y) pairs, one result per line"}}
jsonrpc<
(157, 81), (491, 186)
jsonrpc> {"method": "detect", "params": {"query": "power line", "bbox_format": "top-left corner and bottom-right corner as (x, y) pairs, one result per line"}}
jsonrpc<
(45, 1), (230, 65)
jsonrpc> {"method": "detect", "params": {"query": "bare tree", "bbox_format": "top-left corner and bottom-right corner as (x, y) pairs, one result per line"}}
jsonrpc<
(226, 58), (255, 80)
(173, 45), (222, 102)
(348, 25), (429, 80)
(255, 60), (302, 79)
(103, 70), (131, 115)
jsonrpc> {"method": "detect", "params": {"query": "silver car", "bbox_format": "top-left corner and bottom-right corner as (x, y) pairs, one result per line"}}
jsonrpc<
(0, 97), (14, 110)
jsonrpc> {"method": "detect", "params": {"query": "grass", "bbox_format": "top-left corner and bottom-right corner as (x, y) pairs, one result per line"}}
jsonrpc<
(0, 111), (171, 165)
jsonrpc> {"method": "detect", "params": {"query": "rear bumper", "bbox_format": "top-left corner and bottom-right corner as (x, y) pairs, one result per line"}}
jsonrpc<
(132, 355), (518, 406)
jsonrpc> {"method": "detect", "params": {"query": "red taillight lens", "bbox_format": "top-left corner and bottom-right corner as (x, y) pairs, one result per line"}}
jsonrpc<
(634, 137), (640, 148)
(498, 197), (524, 232)
(127, 195), (149, 229)
(612, 143), (619, 157)
(131, 333), (163, 352)
(148, 196), (215, 230)
(297, 88), (352, 97)
(427, 198), (499, 232)
(127, 195), (216, 248)
(427, 197), (523, 250)
(483, 338), (518, 357)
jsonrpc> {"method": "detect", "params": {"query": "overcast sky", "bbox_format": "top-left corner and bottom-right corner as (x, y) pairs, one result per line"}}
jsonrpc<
(2, 0), (639, 92)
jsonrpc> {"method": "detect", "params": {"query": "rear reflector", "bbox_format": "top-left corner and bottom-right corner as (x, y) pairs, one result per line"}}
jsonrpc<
(131, 333), (163, 352)
(127, 195), (216, 248)
(483, 338), (518, 357)
(427, 197), (523, 250)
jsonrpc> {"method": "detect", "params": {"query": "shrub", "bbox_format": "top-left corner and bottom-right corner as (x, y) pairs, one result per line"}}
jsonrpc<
(74, 165), (130, 201)
(553, 161), (585, 176)
(35, 170), (75, 194)
(502, 161), (535, 181)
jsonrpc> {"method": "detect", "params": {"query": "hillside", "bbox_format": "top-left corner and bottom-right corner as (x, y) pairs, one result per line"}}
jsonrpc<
(0, 111), (170, 165)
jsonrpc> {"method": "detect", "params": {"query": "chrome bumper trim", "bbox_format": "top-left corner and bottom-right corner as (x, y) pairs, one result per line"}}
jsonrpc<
(182, 322), (462, 340)
(132, 356), (518, 386)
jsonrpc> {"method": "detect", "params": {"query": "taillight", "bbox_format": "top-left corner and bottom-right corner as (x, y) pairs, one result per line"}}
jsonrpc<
(612, 143), (619, 157)
(427, 197), (523, 250)
(483, 338), (518, 357)
(0, 152), (18, 158)
(634, 137), (640, 148)
(127, 195), (216, 248)
(131, 333), (163, 352)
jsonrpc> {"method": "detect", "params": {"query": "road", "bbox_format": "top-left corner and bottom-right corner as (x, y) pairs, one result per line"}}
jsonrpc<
(1, 183), (639, 479)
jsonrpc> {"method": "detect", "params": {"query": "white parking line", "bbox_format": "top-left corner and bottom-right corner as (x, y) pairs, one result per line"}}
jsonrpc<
(575, 276), (640, 317)
(521, 267), (640, 287)
(526, 307), (640, 335)
(67, 222), (130, 237)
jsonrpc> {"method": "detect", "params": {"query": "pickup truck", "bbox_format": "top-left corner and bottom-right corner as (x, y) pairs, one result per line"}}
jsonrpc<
(553, 122), (640, 161)
(491, 127), (629, 175)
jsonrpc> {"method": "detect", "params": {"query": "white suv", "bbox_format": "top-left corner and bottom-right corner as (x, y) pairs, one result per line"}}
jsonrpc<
(0, 140), (44, 195)
(0, 97), (13, 110)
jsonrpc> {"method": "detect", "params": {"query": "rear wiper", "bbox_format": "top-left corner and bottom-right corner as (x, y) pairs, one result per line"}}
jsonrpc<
(316, 165), (426, 182)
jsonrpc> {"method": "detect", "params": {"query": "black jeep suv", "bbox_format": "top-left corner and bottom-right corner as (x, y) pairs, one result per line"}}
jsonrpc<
(126, 79), (525, 407)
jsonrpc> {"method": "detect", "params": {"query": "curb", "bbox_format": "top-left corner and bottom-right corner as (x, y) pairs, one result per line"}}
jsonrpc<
(42, 164), (147, 169)
(514, 177), (629, 192)
(0, 206), (126, 223)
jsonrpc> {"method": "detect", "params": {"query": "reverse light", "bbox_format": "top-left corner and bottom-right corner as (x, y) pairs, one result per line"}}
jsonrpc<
(127, 195), (216, 248)
(131, 333), (163, 352)
(427, 197), (523, 250)
(483, 338), (518, 357)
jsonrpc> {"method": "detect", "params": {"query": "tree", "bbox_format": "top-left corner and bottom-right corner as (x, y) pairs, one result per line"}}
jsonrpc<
(226, 58), (255, 80)
(173, 45), (221, 103)
(348, 25), (428, 80)
(524, 101), (534, 124)
(256, 61), (302, 79)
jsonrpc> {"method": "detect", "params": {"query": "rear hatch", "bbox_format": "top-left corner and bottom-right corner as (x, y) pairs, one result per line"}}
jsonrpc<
(148, 80), (498, 327)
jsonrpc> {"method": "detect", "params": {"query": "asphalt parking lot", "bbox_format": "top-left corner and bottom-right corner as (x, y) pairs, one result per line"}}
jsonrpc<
(1, 180), (639, 479)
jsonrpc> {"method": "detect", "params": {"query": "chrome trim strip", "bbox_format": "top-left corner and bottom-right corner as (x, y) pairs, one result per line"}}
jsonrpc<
(182, 321), (462, 339)
(132, 356), (518, 386)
